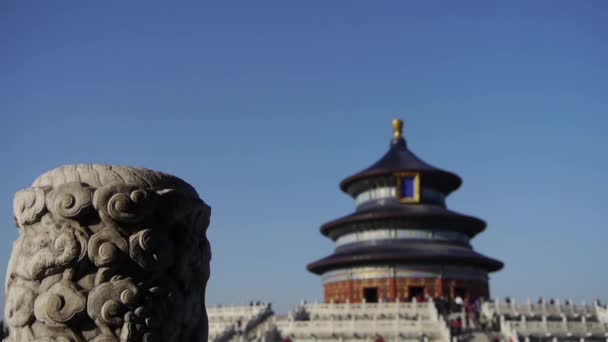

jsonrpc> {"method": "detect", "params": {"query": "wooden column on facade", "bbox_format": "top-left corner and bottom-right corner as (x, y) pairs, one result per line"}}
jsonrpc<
(389, 276), (396, 301)
(436, 276), (443, 297)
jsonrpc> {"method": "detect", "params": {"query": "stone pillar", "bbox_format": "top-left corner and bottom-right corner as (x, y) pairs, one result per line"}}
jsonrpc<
(4, 165), (211, 342)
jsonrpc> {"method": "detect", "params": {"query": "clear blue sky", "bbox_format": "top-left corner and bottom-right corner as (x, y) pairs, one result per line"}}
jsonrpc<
(1, 1), (607, 314)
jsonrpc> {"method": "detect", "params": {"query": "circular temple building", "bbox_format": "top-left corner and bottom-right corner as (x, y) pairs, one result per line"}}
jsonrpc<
(307, 119), (503, 304)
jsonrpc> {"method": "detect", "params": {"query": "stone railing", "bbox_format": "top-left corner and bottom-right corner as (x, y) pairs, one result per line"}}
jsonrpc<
(207, 303), (273, 341)
(207, 303), (270, 321)
(499, 319), (519, 342)
(276, 301), (449, 341)
(596, 302), (608, 324)
(241, 306), (275, 340)
(499, 313), (608, 340)
(483, 298), (599, 318)
(297, 301), (438, 321)
(276, 316), (449, 341)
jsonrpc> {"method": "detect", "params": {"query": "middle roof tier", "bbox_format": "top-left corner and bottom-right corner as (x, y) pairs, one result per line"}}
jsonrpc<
(321, 203), (486, 240)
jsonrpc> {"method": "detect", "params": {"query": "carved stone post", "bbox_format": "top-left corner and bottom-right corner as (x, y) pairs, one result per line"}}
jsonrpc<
(4, 165), (211, 342)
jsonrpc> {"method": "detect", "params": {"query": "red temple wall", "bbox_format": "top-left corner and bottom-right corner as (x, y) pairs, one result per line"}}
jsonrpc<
(324, 277), (489, 303)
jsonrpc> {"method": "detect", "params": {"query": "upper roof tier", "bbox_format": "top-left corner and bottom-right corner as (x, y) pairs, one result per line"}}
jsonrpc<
(340, 119), (462, 196)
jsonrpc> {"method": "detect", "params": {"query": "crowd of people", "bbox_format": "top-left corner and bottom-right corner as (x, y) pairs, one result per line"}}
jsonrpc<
(434, 296), (500, 337)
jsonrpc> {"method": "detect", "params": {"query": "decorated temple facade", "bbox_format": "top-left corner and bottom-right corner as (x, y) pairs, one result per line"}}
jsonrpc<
(307, 119), (503, 303)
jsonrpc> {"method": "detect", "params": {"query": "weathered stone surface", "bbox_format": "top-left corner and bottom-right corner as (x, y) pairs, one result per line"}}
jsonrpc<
(5, 164), (211, 342)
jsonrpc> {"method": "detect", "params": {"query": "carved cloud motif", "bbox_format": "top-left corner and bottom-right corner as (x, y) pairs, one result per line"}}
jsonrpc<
(129, 229), (173, 273)
(90, 335), (118, 342)
(88, 226), (128, 267)
(4, 283), (36, 327)
(87, 278), (140, 327)
(93, 184), (158, 225)
(17, 219), (88, 281)
(46, 182), (93, 219)
(13, 188), (47, 228)
(34, 277), (86, 327)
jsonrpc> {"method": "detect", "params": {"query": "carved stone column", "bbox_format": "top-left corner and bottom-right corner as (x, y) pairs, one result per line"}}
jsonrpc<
(4, 165), (211, 342)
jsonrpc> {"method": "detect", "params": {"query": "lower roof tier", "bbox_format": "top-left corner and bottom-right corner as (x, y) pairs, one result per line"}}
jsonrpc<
(321, 204), (486, 239)
(307, 240), (504, 274)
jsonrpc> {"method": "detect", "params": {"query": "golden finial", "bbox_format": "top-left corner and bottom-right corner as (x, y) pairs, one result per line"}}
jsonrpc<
(392, 119), (403, 139)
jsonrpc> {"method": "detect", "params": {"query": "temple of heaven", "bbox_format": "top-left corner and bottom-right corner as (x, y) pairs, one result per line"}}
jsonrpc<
(307, 119), (503, 304)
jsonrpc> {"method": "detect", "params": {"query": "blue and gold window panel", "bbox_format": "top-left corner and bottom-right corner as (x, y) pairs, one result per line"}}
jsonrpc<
(395, 172), (421, 203)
